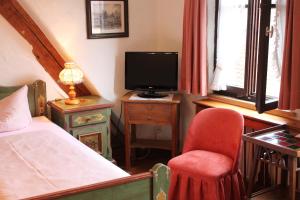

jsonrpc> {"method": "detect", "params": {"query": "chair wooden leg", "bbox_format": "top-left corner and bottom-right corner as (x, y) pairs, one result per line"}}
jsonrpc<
(247, 145), (261, 199)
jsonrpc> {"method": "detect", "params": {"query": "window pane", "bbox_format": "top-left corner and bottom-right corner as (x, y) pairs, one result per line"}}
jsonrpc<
(216, 0), (248, 89)
(265, 3), (285, 98)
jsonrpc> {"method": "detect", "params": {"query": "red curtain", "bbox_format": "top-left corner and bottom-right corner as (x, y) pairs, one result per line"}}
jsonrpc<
(180, 0), (208, 96)
(279, 0), (300, 110)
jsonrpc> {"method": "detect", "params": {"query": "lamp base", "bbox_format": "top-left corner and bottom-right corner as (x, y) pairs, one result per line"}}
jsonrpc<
(64, 98), (80, 105)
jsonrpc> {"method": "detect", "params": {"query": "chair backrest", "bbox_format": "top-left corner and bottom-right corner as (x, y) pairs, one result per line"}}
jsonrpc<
(183, 108), (244, 170)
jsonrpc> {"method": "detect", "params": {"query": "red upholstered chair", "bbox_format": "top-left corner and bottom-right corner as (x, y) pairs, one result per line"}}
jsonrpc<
(168, 108), (246, 200)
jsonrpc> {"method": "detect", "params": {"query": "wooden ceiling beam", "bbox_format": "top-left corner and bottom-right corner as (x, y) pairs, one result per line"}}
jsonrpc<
(0, 0), (91, 96)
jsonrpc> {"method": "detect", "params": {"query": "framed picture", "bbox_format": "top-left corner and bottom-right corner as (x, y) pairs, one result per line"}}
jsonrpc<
(86, 0), (129, 39)
(79, 132), (102, 154)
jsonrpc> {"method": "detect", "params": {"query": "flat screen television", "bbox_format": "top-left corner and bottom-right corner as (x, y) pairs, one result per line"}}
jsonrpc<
(125, 52), (178, 98)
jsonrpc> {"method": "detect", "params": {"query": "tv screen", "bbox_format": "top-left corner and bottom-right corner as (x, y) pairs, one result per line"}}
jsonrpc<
(125, 52), (178, 92)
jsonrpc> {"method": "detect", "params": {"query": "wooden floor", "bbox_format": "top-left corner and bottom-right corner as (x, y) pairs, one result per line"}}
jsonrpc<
(251, 190), (287, 200)
(251, 188), (300, 200)
(113, 148), (297, 199)
(114, 148), (171, 174)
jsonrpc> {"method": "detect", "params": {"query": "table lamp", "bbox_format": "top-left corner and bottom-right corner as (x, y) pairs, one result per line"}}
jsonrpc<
(59, 62), (83, 105)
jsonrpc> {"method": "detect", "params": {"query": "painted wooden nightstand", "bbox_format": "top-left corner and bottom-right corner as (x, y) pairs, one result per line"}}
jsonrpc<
(48, 96), (113, 161)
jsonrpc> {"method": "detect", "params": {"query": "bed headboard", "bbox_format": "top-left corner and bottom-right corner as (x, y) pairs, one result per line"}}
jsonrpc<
(0, 80), (47, 117)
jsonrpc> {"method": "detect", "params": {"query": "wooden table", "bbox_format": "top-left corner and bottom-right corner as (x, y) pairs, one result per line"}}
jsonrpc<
(121, 92), (181, 170)
(244, 126), (300, 200)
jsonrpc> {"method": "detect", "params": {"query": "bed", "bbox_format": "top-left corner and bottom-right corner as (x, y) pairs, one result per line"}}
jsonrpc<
(0, 80), (170, 200)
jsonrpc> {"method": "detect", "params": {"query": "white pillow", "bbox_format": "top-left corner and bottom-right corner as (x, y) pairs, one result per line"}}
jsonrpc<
(0, 85), (32, 132)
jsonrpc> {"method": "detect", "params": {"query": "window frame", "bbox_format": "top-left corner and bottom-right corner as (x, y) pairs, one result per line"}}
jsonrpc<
(256, 0), (279, 113)
(213, 0), (248, 99)
(213, 0), (279, 113)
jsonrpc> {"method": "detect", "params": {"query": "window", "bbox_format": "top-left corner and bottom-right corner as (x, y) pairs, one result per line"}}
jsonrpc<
(211, 0), (286, 113)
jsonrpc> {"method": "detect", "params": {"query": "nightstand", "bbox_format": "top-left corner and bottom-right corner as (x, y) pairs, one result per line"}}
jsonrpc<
(48, 96), (113, 161)
(121, 92), (181, 170)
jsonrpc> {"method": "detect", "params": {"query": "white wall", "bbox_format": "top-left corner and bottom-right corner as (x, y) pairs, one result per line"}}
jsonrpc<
(0, 16), (66, 100)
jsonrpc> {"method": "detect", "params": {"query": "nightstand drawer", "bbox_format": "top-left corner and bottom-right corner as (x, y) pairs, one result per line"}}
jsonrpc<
(71, 123), (107, 138)
(127, 103), (172, 124)
(70, 109), (107, 127)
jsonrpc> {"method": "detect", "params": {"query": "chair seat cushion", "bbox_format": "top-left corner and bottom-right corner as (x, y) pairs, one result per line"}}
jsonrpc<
(168, 150), (233, 180)
(167, 150), (246, 200)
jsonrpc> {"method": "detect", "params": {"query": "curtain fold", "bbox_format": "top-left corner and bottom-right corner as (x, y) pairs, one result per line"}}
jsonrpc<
(278, 0), (300, 110)
(180, 0), (207, 96)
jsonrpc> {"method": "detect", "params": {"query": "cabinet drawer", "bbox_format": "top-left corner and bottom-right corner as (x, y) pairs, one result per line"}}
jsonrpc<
(70, 109), (107, 128)
(71, 123), (107, 138)
(127, 103), (172, 124)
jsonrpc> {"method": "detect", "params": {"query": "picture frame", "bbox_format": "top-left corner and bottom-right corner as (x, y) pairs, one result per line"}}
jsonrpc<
(86, 0), (129, 39)
(78, 132), (102, 154)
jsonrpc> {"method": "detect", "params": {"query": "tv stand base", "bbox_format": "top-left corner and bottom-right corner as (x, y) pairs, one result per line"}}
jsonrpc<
(137, 91), (168, 98)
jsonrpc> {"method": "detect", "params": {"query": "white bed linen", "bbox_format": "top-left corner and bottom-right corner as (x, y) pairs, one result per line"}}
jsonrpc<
(0, 116), (129, 200)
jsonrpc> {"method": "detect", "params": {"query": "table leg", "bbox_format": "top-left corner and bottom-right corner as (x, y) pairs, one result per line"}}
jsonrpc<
(247, 145), (261, 198)
(288, 156), (297, 200)
(131, 124), (136, 160)
(171, 129), (178, 157)
(124, 104), (131, 170)
(280, 155), (288, 188)
(171, 105), (179, 157)
(243, 140), (247, 181)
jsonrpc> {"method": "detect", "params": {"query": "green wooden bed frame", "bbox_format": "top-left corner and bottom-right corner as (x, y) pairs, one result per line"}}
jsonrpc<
(27, 163), (169, 200)
(0, 80), (170, 200)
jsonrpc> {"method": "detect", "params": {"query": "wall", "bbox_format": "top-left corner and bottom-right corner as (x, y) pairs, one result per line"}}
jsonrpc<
(0, 15), (66, 100)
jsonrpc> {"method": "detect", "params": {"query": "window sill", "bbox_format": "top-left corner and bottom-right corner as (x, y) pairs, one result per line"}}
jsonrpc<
(209, 94), (297, 120)
(193, 94), (300, 132)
